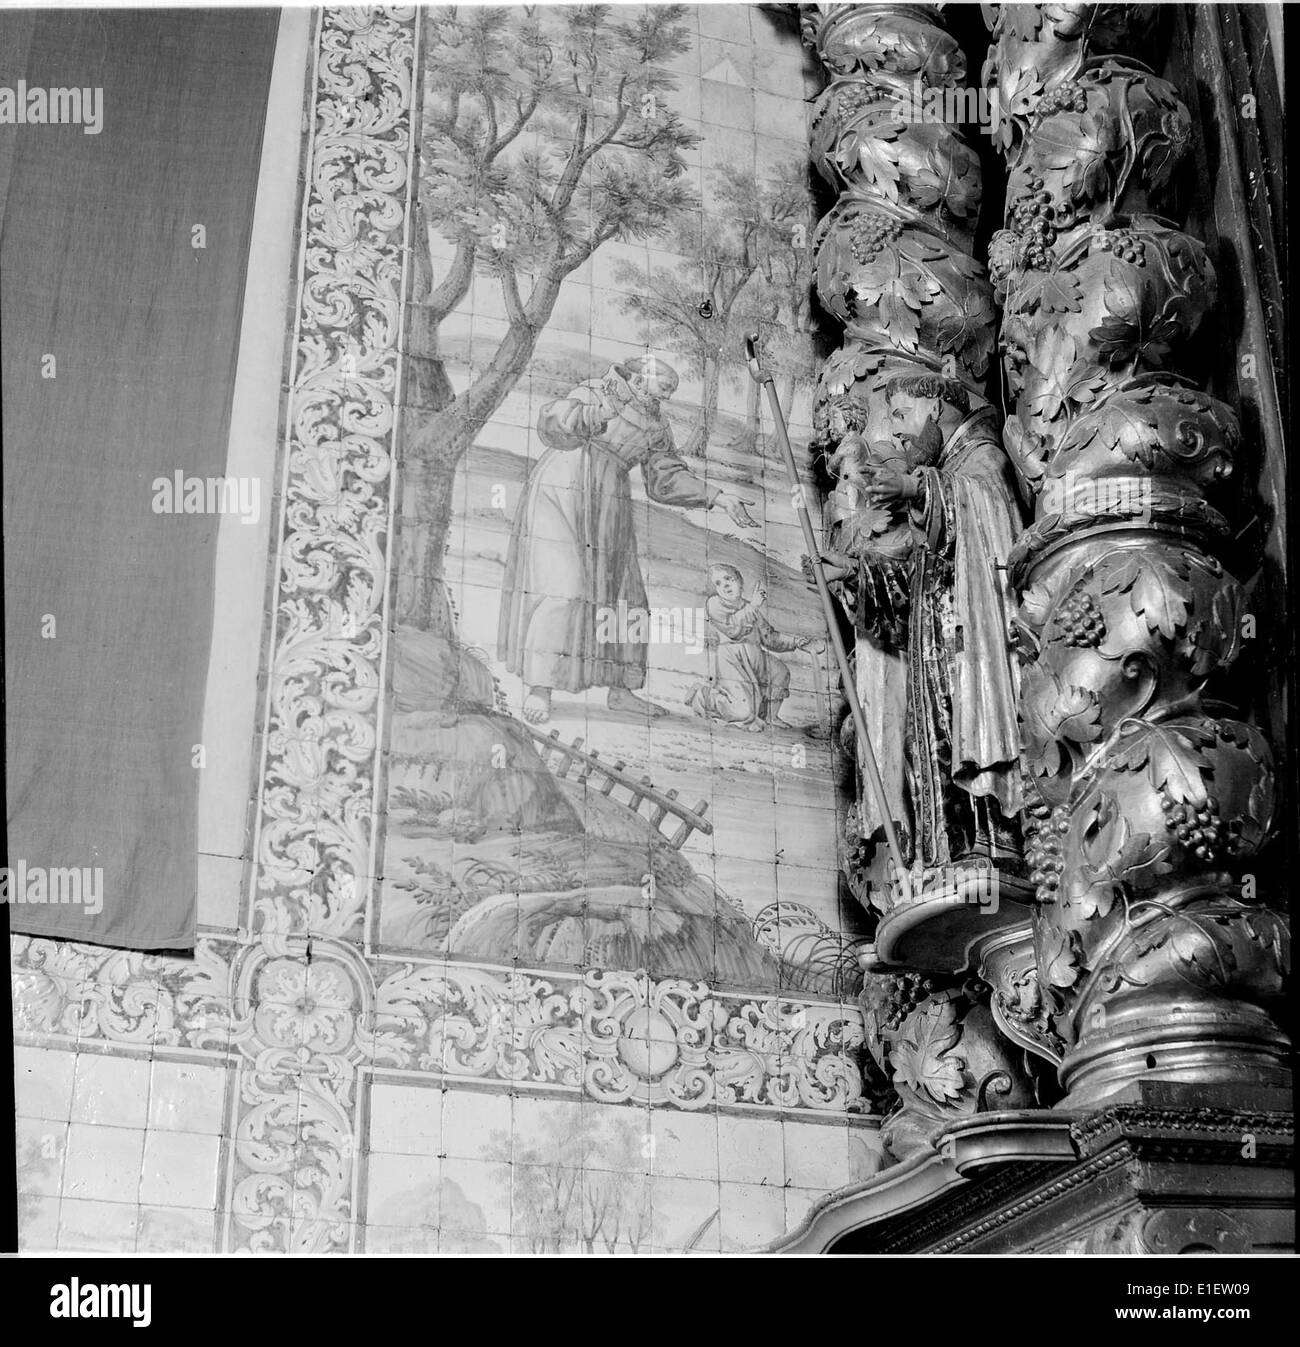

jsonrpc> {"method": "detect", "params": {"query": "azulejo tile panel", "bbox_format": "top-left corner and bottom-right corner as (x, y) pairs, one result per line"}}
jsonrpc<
(381, 3), (865, 997)
(11, 5), (885, 1255)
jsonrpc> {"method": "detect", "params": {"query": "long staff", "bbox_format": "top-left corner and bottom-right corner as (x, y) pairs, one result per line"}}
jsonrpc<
(744, 335), (912, 905)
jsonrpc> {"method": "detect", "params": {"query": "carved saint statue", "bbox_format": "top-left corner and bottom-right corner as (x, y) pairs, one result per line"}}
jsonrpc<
(818, 371), (1025, 888)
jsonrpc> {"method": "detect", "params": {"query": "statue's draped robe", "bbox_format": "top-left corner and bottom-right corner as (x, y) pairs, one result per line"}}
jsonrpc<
(498, 369), (717, 692)
(849, 408), (1023, 870)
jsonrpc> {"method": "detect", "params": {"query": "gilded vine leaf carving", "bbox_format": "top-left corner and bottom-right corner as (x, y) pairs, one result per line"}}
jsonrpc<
(1039, 920), (1084, 991)
(1021, 665), (1101, 776)
(1079, 795), (1173, 899)
(1090, 274), (1185, 369)
(1097, 551), (1191, 641)
(990, 2), (1286, 1100)
(1106, 722), (1213, 804)
(890, 996), (965, 1105)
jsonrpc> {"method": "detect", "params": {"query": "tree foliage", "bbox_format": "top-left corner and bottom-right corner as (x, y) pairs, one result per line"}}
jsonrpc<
(613, 164), (814, 455)
(400, 5), (708, 623)
(419, 4), (700, 328)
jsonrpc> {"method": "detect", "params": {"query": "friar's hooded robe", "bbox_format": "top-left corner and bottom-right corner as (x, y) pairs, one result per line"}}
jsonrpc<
(497, 365), (718, 692)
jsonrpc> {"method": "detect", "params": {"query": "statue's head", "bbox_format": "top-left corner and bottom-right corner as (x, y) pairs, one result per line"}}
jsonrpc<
(884, 373), (970, 469)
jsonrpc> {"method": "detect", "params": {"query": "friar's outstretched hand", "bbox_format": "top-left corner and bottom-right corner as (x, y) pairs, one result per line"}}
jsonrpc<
(715, 490), (759, 528)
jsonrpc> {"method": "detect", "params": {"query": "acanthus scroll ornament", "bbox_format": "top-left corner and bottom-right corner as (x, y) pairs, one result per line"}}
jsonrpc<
(374, 964), (870, 1114)
(251, 4), (417, 942)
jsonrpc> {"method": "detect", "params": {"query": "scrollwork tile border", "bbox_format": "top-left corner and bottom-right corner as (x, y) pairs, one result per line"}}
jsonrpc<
(248, 4), (418, 942)
(12, 935), (870, 1120)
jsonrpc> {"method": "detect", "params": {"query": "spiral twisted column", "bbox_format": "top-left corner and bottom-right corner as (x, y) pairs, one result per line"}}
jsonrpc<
(985, 4), (1288, 1103)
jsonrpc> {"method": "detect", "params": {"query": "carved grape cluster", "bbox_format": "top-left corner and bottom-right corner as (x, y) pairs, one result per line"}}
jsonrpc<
(1010, 175), (1058, 269)
(1025, 801), (1068, 901)
(877, 971), (935, 1032)
(1010, 177), (1053, 230)
(835, 82), (875, 122)
(1055, 589), (1107, 648)
(1024, 227), (1053, 271)
(1162, 791), (1226, 863)
(849, 213), (903, 266)
(1034, 80), (1089, 121)
(1096, 228), (1147, 266)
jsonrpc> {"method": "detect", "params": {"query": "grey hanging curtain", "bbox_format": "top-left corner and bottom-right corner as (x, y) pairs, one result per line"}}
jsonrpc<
(2, 8), (280, 948)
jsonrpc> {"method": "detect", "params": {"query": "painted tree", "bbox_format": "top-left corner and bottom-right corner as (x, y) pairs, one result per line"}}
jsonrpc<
(613, 165), (809, 458)
(399, 5), (700, 629)
(723, 172), (819, 456)
(505, 1113), (651, 1253)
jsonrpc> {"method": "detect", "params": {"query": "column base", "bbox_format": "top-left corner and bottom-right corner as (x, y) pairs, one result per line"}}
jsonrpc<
(1059, 999), (1291, 1107)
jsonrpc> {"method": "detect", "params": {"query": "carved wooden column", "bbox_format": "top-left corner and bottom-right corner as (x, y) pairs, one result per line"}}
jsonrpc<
(803, 3), (1043, 1158)
(985, 4), (1289, 1103)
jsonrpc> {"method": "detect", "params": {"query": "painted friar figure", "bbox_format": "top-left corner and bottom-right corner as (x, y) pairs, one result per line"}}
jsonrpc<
(497, 354), (759, 725)
(816, 367), (1026, 894)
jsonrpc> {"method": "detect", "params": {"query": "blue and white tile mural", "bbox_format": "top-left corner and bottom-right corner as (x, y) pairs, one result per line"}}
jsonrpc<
(381, 4), (870, 1000)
